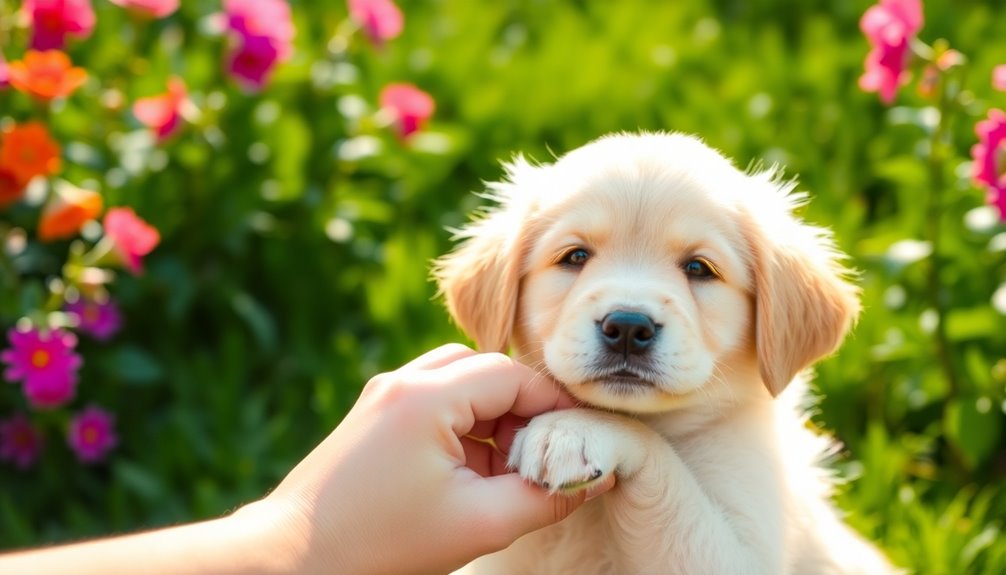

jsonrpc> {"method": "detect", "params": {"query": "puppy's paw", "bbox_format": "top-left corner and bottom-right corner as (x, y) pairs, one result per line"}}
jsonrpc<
(508, 409), (627, 494)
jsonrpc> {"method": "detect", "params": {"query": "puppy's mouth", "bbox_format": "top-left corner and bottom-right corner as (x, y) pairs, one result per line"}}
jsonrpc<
(584, 368), (657, 394)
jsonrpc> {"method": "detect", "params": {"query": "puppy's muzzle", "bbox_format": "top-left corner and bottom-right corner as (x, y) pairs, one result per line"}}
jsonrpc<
(598, 310), (659, 358)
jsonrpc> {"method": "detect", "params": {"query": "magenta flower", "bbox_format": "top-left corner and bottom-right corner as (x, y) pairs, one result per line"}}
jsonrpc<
(133, 77), (188, 140)
(109, 0), (179, 19)
(103, 207), (161, 274)
(226, 35), (282, 91)
(23, 0), (96, 51)
(65, 297), (123, 341)
(859, 0), (924, 104)
(380, 83), (435, 139)
(0, 53), (9, 90)
(972, 108), (1006, 221)
(68, 406), (118, 463)
(993, 65), (1006, 92)
(348, 0), (404, 46)
(222, 0), (294, 90)
(0, 413), (43, 469)
(1, 327), (81, 409)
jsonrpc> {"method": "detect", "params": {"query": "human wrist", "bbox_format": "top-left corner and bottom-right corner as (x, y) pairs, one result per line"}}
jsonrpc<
(225, 498), (316, 575)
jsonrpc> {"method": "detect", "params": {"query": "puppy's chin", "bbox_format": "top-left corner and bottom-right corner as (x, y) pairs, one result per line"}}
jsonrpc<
(563, 380), (702, 414)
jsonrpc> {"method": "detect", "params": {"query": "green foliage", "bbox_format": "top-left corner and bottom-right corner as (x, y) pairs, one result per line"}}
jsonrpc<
(1, 1), (1005, 572)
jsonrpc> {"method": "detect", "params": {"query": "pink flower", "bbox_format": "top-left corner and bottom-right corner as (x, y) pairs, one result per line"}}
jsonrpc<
(23, 0), (96, 51)
(0, 413), (43, 469)
(133, 77), (188, 140)
(108, 0), (179, 19)
(68, 406), (118, 463)
(226, 35), (282, 91)
(971, 108), (1006, 221)
(859, 0), (924, 104)
(348, 0), (403, 46)
(380, 83), (435, 139)
(103, 207), (161, 274)
(993, 65), (1006, 92)
(222, 0), (294, 90)
(0, 53), (9, 90)
(65, 297), (123, 341)
(1, 327), (81, 409)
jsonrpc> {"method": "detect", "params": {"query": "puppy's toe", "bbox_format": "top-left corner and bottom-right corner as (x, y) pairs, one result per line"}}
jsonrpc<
(508, 410), (618, 494)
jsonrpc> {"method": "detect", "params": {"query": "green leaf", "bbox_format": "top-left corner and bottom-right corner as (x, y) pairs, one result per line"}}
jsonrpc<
(944, 395), (1003, 470)
(113, 460), (167, 502)
(103, 345), (165, 385)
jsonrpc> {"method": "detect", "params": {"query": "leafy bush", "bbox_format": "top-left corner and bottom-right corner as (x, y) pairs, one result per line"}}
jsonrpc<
(1, 1), (1004, 572)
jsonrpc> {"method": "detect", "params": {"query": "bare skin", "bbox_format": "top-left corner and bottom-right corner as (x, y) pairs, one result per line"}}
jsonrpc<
(0, 344), (612, 575)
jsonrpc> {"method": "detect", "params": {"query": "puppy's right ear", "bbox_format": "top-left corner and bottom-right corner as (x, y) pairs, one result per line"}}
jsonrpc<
(432, 157), (537, 353)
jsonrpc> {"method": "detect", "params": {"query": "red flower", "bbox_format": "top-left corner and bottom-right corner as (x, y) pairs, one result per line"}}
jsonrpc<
(348, 0), (404, 46)
(858, 0), (923, 104)
(380, 83), (435, 139)
(103, 207), (161, 274)
(0, 122), (62, 186)
(23, 0), (96, 51)
(971, 109), (1006, 221)
(0, 169), (24, 209)
(133, 77), (189, 140)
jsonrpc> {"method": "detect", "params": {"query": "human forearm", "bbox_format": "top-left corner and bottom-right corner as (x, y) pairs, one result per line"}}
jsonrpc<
(0, 501), (305, 575)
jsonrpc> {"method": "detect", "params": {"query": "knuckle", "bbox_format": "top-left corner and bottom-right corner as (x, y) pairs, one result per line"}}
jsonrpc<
(361, 372), (416, 406)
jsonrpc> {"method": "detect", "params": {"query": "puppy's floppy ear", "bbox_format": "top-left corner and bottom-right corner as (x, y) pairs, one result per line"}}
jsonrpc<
(741, 172), (861, 397)
(432, 156), (538, 353)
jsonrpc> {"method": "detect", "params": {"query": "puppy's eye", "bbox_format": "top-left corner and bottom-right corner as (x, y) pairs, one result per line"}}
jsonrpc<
(683, 257), (720, 280)
(560, 248), (591, 267)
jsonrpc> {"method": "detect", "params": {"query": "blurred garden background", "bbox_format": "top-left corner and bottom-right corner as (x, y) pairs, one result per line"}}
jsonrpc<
(1, 0), (1005, 572)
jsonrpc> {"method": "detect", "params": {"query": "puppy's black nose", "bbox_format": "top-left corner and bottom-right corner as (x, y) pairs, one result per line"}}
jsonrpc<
(599, 311), (657, 356)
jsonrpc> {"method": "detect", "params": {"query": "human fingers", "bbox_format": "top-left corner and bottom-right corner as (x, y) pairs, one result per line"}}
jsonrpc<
(459, 473), (586, 549)
(399, 343), (478, 371)
(433, 354), (573, 434)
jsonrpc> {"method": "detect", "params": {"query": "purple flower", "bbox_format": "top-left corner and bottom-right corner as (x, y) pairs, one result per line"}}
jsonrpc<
(0, 413), (43, 469)
(1, 327), (81, 409)
(65, 297), (123, 341)
(68, 406), (118, 463)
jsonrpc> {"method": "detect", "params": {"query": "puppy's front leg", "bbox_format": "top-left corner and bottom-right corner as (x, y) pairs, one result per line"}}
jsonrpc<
(509, 408), (780, 575)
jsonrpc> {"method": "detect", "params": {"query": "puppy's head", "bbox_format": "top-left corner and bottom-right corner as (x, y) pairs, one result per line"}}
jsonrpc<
(434, 133), (859, 412)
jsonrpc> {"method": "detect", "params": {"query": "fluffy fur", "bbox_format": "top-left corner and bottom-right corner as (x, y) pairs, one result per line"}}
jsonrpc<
(434, 132), (897, 574)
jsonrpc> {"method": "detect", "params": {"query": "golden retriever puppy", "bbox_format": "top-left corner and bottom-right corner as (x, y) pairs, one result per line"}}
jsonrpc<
(435, 132), (897, 574)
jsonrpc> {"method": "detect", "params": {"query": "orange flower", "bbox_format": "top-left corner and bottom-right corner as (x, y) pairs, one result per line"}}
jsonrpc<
(8, 50), (87, 101)
(0, 169), (25, 209)
(0, 122), (62, 185)
(38, 182), (103, 242)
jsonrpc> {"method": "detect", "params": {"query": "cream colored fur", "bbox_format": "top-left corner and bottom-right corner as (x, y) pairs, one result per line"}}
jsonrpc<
(434, 132), (897, 574)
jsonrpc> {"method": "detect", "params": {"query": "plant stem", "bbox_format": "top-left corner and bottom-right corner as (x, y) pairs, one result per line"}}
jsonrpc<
(925, 75), (960, 397)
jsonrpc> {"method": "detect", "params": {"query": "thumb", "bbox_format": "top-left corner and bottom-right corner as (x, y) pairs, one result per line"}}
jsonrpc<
(469, 474), (586, 547)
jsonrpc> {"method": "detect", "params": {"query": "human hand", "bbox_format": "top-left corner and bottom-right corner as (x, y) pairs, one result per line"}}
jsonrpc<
(241, 344), (613, 574)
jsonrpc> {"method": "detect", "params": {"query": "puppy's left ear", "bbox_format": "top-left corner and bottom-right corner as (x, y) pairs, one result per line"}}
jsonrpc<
(741, 173), (861, 397)
(431, 157), (537, 353)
